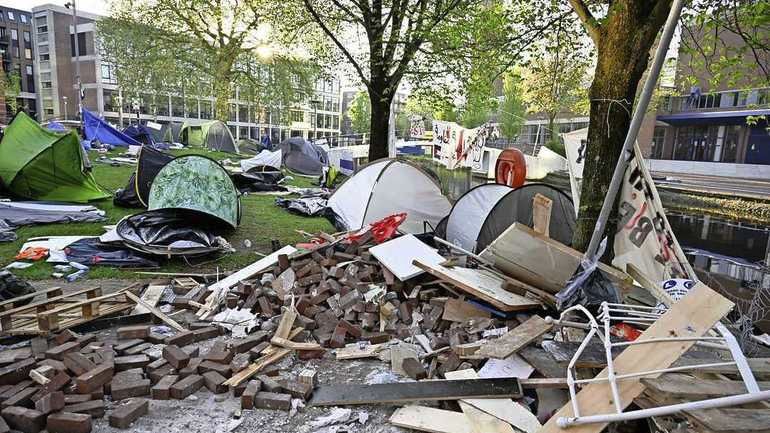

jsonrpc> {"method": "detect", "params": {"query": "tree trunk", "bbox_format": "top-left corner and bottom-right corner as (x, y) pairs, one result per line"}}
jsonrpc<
(367, 84), (393, 161)
(213, 57), (235, 122)
(571, 1), (671, 256)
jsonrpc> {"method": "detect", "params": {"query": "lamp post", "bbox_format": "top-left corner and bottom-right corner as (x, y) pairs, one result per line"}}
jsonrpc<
(310, 99), (321, 142)
(62, 96), (68, 120)
(64, 1), (82, 123)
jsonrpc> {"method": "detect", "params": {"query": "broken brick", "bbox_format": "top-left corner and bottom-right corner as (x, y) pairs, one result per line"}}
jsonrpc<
(46, 412), (92, 433)
(254, 392), (292, 411)
(151, 375), (178, 400)
(75, 364), (114, 394)
(116, 326), (150, 340)
(0, 406), (45, 433)
(162, 345), (189, 370)
(108, 398), (148, 429)
(33, 391), (64, 414)
(44, 342), (80, 361)
(202, 371), (227, 394)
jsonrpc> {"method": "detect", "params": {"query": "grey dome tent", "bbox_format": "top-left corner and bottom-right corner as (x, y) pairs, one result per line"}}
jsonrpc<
(327, 159), (451, 234)
(116, 155), (241, 256)
(277, 137), (328, 176)
(180, 120), (238, 153)
(440, 183), (576, 253)
(154, 121), (183, 144)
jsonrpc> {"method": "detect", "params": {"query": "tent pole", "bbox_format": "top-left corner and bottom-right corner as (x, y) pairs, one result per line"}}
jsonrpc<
(583, 0), (684, 262)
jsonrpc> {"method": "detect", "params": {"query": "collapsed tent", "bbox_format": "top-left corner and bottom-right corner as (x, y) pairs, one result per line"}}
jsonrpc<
(123, 124), (156, 147)
(180, 120), (238, 153)
(440, 183), (576, 253)
(65, 237), (159, 268)
(278, 137), (328, 176)
(0, 112), (110, 202)
(114, 146), (175, 208)
(327, 159), (451, 234)
(0, 202), (106, 242)
(116, 155), (240, 256)
(82, 108), (140, 147)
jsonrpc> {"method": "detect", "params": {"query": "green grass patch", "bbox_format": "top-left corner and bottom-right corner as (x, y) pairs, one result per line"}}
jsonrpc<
(1, 147), (334, 280)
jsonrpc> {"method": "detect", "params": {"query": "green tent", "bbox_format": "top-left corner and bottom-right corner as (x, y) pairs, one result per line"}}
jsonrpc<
(0, 112), (109, 202)
(179, 120), (238, 153)
(148, 155), (240, 228)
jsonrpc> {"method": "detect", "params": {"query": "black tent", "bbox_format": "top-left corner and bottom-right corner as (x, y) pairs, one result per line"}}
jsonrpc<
(114, 146), (174, 208)
(277, 137), (328, 176)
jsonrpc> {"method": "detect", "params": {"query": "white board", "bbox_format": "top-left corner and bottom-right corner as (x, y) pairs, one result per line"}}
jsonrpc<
(370, 234), (444, 281)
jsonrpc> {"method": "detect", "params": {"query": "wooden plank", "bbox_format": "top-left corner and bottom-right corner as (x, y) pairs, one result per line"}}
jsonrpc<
(274, 308), (297, 340)
(335, 343), (389, 360)
(446, 369), (540, 433)
(518, 346), (567, 378)
(519, 378), (568, 389)
(412, 260), (541, 312)
(442, 298), (490, 322)
(684, 408), (770, 433)
(474, 316), (552, 360)
(641, 374), (770, 400)
(0, 287), (63, 312)
(460, 403), (515, 433)
(223, 328), (303, 387)
(132, 284), (166, 315)
(532, 193), (552, 237)
(310, 377), (522, 406)
(125, 292), (185, 332)
(390, 406), (473, 433)
(269, 337), (322, 351)
(538, 282), (733, 433)
(197, 245), (297, 318)
(480, 223), (632, 294)
(0, 286), (102, 320)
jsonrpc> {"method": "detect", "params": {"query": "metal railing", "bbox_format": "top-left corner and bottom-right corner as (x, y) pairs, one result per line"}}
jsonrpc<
(661, 87), (770, 114)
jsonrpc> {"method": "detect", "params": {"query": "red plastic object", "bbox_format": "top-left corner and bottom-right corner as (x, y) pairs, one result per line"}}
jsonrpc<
(348, 212), (408, 244)
(495, 148), (527, 187)
(15, 247), (49, 261)
(610, 323), (642, 341)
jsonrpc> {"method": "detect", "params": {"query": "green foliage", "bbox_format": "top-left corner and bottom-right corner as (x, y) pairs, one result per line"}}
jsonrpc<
(2, 71), (21, 115)
(395, 112), (410, 138)
(348, 91), (371, 134)
(499, 72), (526, 140)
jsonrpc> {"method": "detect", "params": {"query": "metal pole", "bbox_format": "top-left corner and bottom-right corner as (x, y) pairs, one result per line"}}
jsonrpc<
(583, 0), (685, 262)
(69, 1), (82, 122)
(313, 102), (317, 142)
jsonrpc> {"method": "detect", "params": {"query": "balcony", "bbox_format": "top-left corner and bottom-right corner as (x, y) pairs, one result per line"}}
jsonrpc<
(660, 87), (770, 114)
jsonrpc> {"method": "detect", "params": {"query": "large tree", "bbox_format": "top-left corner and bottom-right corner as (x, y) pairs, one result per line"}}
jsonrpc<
(499, 72), (526, 142)
(348, 91), (372, 134)
(567, 0), (675, 253)
(301, 0), (480, 160)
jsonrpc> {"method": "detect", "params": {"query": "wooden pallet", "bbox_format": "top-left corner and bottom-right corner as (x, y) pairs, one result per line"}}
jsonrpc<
(0, 286), (135, 336)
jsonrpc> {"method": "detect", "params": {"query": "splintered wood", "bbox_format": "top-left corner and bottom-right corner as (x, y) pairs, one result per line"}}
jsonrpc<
(473, 315), (552, 360)
(539, 282), (733, 433)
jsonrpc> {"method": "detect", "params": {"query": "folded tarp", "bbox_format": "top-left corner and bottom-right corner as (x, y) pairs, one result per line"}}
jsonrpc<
(82, 108), (140, 147)
(0, 202), (106, 242)
(275, 196), (327, 216)
(240, 149), (282, 172)
(65, 237), (159, 268)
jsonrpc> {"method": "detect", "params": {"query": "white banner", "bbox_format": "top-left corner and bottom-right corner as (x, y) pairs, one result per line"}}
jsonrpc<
(561, 128), (588, 212)
(613, 142), (695, 282)
(431, 121), (498, 171)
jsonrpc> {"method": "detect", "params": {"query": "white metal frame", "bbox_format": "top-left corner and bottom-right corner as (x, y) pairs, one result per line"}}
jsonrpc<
(555, 302), (770, 428)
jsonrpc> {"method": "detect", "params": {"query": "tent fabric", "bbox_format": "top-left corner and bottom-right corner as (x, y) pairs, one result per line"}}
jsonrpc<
(180, 121), (238, 153)
(65, 237), (159, 267)
(278, 137), (328, 176)
(116, 209), (227, 257)
(148, 155), (241, 228)
(154, 122), (183, 143)
(114, 146), (175, 208)
(443, 183), (576, 253)
(82, 108), (140, 147)
(0, 201), (105, 242)
(45, 121), (67, 132)
(327, 159), (451, 234)
(123, 124), (156, 147)
(444, 184), (513, 252)
(241, 149), (282, 172)
(0, 112), (110, 202)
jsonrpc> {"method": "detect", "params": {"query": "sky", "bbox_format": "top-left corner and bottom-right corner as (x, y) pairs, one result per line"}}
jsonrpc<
(3, 0), (109, 15)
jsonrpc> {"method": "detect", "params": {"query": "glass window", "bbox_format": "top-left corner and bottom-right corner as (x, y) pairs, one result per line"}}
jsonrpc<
(38, 44), (48, 54)
(673, 125), (720, 162)
(239, 126), (248, 138)
(290, 110), (303, 122)
(238, 104), (248, 122)
(651, 126), (666, 159)
(20, 14), (26, 23)
(200, 100), (211, 119)
(70, 32), (87, 56)
(721, 125), (740, 163)
(171, 96), (184, 117)
(25, 65), (33, 92)
(22, 31), (29, 43)
(35, 16), (46, 26)
(11, 29), (17, 40)
(37, 25), (47, 34)
(24, 48), (31, 59)
(8, 12), (14, 21)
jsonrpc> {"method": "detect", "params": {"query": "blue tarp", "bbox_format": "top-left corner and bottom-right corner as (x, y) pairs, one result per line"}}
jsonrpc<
(45, 121), (67, 132)
(123, 124), (156, 147)
(82, 108), (140, 147)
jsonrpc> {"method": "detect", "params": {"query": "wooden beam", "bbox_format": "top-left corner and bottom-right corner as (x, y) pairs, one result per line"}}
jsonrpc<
(125, 292), (185, 332)
(538, 282), (733, 433)
(473, 315), (552, 360)
(390, 406), (473, 433)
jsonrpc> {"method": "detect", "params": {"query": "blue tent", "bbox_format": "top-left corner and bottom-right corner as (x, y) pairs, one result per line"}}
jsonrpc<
(82, 108), (140, 147)
(45, 121), (67, 132)
(123, 124), (156, 147)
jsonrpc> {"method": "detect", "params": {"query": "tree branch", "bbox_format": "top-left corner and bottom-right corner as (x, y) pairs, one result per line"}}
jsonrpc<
(568, 0), (600, 44)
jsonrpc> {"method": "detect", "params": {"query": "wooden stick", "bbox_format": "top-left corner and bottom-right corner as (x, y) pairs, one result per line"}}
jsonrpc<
(125, 292), (186, 332)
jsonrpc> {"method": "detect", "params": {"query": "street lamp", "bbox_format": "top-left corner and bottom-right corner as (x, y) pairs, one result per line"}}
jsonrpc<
(62, 96), (68, 120)
(64, 1), (82, 123)
(310, 99), (321, 142)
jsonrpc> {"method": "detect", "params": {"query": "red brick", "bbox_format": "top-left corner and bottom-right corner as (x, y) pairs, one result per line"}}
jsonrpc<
(202, 341), (233, 364)
(254, 392), (292, 411)
(191, 327), (220, 342)
(46, 412), (92, 433)
(75, 364), (114, 394)
(202, 371), (227, 394)
(113, 339), (143, 354)
(177, 358), (201, 378)
(162, 345), (189, 369)
(0, 359), (35, 386)
(151, 375), (177, 400)
(53, 330), (78, 345)
(148, 365), (176, 384)
(63, 394), (92, 405)
(63, 353), (97, 377)
(117, 326), (150, 340)
(122, 343), (153, 356)
(0, 406), (45, 433)
(108, 398), (148, 429)
(279, 380), (312, 401)
(1, 387), (38, 410)
(231, 332), (269, 353)
(240, 380), (260, 409)
(197, 360), (231, 377)
(33, 391), (64, 414)
(110, 378), (150, 401)
(44, 342), (80, 361)
(164, 331), (195, 347)
(114, 355), (150, 371)
(63, 400), (105, 418)
(169, 375), (203, 399)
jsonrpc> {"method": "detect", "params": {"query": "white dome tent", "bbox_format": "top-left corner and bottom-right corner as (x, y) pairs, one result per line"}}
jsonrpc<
(439, 183), (576, 253)
(327, 159), (451, 234)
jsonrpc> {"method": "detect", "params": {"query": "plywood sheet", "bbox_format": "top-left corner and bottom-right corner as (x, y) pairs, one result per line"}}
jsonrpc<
(370, 234), (444, 281)
(474, 315), (552, 360)
(390, 406), (473, 433)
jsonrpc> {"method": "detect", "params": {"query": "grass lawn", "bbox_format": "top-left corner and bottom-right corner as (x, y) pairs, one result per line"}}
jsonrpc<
(1, 147), (335, 280)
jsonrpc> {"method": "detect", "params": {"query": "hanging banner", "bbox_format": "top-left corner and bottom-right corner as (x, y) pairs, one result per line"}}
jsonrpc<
(561, 128), (588, 212)
(409, 116), (426, 139)
(613, 142), (695, 282)
(431, 121), (499, 171)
